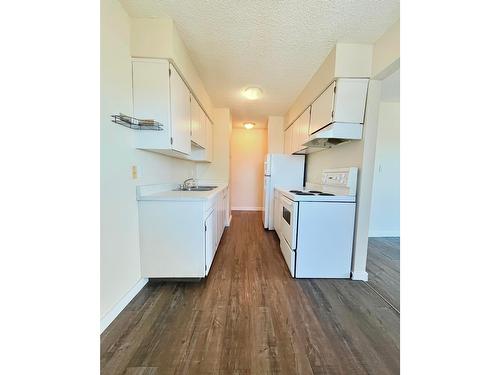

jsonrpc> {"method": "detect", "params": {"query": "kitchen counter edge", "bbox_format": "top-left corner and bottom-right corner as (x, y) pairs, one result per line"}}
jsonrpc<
(137, 183), (229, 202)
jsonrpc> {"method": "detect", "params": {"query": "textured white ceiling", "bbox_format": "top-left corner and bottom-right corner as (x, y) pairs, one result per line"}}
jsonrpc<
(120, 0), (400, 128)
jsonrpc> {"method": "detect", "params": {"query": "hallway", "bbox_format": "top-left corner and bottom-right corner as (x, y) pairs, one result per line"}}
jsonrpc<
(101, 211), (399, 374)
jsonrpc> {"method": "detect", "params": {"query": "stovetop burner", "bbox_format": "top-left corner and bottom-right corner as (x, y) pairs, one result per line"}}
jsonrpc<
(289, 190), (314, 195)
(289, 189), (335, 196)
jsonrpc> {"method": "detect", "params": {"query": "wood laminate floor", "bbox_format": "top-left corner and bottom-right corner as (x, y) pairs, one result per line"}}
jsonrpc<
(366, 238), (400, 311)
(101, 211), (400, 375)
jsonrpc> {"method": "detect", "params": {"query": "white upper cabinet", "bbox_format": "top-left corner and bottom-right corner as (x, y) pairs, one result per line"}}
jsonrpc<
(294, 107), (310, 153)
(310, 83), (335, 135)
(284, 107), (310, 154)
(132, 59), (171, 151)
(205, 118), (213, 162)
(284, 124), (293, 155)
(169, 63), (192, 155)
(190, 97), (200, 145)
(333, 78), (369, 123)
(309, 78), (369, 135)
(190, 111), (213, 162)
(132, 58), (213, 161)
(292, 121), (299, 153)
(190, 97), (206, 148)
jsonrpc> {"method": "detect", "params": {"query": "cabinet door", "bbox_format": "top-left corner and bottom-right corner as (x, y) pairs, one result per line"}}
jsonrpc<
(218, 193), (224, 240)
(191, 99), (206, 148)
(206, 118), (213, 162)
(223, 188), (228, 227)
(291, 121), (299, 153)
(205, 210), (215, 275)
(284, 125), (293, 154)
(198, 105), (206, 148)
(169, 64), (192, 155)
(292, 107), (310, 153)
(190, 97), (201, 146)
(310, 82), (335, 134)
(213, 203), (218, 251)
(132, 60), (171, 149)
(294, 108), (310, 152)
(303, 107), (311, 144)
(333, 78), (369, 123)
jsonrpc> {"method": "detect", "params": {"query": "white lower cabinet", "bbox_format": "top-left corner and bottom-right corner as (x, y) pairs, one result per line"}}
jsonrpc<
(223, 188), (228, 226)
(204, 209), (216, 275)
(206, 186), (228, 273)
(138, 186), (229, 278)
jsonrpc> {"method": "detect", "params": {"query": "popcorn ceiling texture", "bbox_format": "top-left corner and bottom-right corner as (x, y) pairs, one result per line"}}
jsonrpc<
(120, 0), (399, 128)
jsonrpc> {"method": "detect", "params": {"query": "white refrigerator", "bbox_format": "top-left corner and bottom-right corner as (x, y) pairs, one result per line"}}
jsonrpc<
(263, 154), (305, 229)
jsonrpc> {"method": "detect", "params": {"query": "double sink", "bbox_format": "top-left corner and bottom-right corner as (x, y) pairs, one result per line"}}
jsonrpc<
(172, 185), (217, 192)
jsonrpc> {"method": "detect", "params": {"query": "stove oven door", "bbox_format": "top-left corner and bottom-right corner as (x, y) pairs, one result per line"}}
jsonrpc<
(280, 195), (298, 250)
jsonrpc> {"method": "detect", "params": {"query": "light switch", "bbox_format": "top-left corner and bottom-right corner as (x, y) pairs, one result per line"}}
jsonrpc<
(131, 165), (138, 179)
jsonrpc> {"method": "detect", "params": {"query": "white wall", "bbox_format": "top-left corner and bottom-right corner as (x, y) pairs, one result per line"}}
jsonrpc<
(372, 20), (400, 79)
(267, 116), (284, 153)
(369, 99), (400, 237)
(230, 129), (267, 210)
(101, 0), (142, 322)
(196, 108), (232, 182)
(101, 0), (203, 323)
(286, 48), (336, 126)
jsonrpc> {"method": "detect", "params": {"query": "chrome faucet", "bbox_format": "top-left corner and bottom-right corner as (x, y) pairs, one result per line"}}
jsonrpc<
(181, 178), (196, 190)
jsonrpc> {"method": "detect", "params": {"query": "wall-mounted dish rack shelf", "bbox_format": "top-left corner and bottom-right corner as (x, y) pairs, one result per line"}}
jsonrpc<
(111, 114), (163, 131)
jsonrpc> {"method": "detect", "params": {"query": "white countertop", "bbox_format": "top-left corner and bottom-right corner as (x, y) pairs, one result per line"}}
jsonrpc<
(137, 182), (228, 202)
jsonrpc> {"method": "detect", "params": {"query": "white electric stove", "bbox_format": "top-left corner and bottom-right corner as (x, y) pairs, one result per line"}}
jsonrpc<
(274, 167), (358, 278)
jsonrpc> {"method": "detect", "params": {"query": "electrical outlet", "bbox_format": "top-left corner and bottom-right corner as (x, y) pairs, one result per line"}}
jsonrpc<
(131, 165), (138, 179)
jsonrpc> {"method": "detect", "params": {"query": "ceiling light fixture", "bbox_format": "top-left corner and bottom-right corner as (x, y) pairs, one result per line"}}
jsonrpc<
(242, 87), (262, 100)
(243, 122), (255, 130)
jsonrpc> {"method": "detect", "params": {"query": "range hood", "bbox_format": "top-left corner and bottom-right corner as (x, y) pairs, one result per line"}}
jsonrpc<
(302, 122), (363, 149)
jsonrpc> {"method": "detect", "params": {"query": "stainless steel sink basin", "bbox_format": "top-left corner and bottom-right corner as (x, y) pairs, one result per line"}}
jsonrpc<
(172, 185), (217, 192)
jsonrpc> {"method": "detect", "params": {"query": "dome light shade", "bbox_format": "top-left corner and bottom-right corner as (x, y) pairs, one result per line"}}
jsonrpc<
(244, 122), (255, 129)
(242, 87), (262, 100)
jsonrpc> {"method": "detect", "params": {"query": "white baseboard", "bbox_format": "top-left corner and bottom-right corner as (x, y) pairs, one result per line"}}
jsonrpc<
(351, 270), (368, 281)
(368, 230), (400, 237)
(100, 277), (148, 334)
(231, 207), (263, 211)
